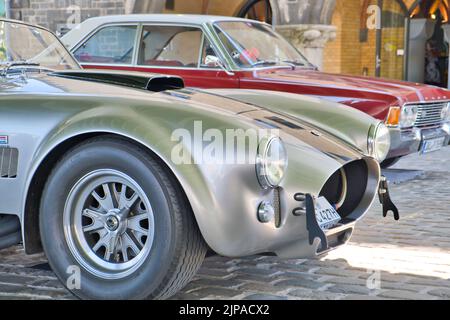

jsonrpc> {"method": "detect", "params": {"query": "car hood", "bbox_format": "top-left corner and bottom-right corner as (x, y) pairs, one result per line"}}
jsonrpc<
(0, 72), (368, 161)
(253, 68), (450, 107)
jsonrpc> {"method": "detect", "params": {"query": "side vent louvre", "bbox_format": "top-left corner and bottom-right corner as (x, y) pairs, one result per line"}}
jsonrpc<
(0, 148), (19, 179)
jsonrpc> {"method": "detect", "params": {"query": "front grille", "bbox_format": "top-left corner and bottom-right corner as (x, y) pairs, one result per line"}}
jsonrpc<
(412, 102), (447, 128)
(0, 147), (19, 179)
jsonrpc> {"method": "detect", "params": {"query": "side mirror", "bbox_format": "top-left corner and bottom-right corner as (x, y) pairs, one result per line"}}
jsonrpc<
(204, 55), (235, 76)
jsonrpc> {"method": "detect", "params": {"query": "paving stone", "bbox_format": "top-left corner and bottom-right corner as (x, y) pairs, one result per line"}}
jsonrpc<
(239, 282), (284, 294)
(0, 274), (36, 285)
(243, 294), (288, 300)
(273, 279), (327, 290)
(377, 290), (437, 300)
(326, 284), (374, 295)
(324, 276), (368, 286)
(186, 287), (242, 299)
(287, 288), (344, 300)
(342, 294), (385, 300)
(188, 278), (243, 289)
(427, 288), (450, 299)
(235, 268), (280, 277)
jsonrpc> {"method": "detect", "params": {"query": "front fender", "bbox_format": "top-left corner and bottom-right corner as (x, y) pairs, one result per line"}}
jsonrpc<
(20, 96), (257, 255)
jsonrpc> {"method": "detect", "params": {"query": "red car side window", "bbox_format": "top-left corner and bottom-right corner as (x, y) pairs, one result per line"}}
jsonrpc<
(74, 25), (137, 65)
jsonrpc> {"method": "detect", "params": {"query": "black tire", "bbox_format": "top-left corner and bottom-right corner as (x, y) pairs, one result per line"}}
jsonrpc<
(39, 136), (207, 300)
(380, 157), (402, 169)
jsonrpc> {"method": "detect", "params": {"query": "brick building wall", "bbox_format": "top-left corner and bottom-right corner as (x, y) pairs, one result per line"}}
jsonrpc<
(323, 0), (406, 79)
(323, 0), (377, 77)
(9, 0), (129, 34)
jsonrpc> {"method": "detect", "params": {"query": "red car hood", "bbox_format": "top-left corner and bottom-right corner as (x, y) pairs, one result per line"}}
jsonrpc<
(250, 68), (450, 119)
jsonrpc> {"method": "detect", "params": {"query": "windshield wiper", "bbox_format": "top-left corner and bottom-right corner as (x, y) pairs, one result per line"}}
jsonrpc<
(283, 60), (318, 69)
(0, 61), (41, 77)
(282, 60), (305, 66)
(251, 60), (296, 69)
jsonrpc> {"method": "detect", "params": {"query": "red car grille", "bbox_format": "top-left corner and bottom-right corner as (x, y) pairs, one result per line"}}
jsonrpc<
(413, 102), (447, 128)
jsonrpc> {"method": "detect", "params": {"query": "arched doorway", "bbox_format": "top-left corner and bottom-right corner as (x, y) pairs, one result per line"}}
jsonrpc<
(409, 0), (450, 87)
(237, 0), (273, 24)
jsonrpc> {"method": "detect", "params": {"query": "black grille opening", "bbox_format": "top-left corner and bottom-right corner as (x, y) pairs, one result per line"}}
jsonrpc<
(273, 187), (282, 228)
(319, 160), (368, 218)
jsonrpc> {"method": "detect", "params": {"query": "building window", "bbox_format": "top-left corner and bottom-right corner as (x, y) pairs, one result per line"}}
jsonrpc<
(166, 0), (175, 10)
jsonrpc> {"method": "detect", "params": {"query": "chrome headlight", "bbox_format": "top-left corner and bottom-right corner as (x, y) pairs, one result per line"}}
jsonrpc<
(399, 105), (418, 129)
(441, 102), (450, 122)
(256, 137), (288, 189)
(368, 123), (391, 162)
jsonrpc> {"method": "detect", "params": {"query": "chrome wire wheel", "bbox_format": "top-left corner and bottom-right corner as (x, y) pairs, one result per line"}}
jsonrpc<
(63, 169), (155, 280)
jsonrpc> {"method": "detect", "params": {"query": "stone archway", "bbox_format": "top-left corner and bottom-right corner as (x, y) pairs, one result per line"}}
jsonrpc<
(270, 0), (336, 25)
(237, 0), (273, 24)
(129, 0), (165, 14)
(272, 0), (338, 69)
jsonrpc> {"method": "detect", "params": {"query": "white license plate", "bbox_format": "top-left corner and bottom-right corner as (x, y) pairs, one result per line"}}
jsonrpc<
(315, 197), (341, 230)
(421, 136), (446, 154)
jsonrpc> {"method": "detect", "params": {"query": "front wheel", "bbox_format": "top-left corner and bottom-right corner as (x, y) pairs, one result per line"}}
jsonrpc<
(40, 136), (207, 299)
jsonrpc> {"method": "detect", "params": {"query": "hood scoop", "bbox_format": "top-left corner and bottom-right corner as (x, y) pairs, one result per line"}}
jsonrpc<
(266, 116), (304, 129)
(52, 70), (185, 92)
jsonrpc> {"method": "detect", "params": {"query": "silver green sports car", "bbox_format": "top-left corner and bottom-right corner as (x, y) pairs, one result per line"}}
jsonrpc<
(0, 19), (397, 299)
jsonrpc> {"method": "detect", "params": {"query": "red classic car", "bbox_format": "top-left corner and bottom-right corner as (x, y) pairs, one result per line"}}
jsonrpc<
(62, 14), (450, 167)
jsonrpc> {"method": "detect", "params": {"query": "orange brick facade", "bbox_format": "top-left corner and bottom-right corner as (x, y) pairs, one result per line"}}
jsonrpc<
(323, 0), (405, 79)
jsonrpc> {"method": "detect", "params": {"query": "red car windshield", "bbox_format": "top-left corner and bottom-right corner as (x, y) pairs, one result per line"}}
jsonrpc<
(214, 21), (311, 69)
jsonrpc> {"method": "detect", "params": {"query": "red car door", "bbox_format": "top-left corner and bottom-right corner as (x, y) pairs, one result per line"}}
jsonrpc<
(111, 66), (240, 89)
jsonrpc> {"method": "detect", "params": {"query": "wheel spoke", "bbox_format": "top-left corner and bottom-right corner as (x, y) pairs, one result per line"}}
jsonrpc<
(127, 215), (149, 236)
(92, 231), (111, 252)
(125, 193), (139, 209)
(118, 186), (140, 210)
(122, 232), (141, 257)
(82, 209), (105, 233)
(117, 184), (128, 209)
(120, 237), (129, 262)
(83, 220), (104, 233)
(92, 184), (115, 212)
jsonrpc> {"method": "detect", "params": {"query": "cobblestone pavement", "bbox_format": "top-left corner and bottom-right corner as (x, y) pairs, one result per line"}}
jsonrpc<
(1, 149), (449, 300)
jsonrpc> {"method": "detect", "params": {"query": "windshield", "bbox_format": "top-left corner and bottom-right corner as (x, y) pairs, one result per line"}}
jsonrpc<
(0, 20), (79, 71)
(214, 21), (312, 69)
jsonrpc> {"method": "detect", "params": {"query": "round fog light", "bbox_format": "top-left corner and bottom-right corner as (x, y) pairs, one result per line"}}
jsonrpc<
(257, 201), (275, 223)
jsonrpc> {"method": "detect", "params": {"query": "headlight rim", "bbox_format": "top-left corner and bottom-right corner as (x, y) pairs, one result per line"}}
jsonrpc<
(256, 136), (288, 189)
(368, 122), (391, 162)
